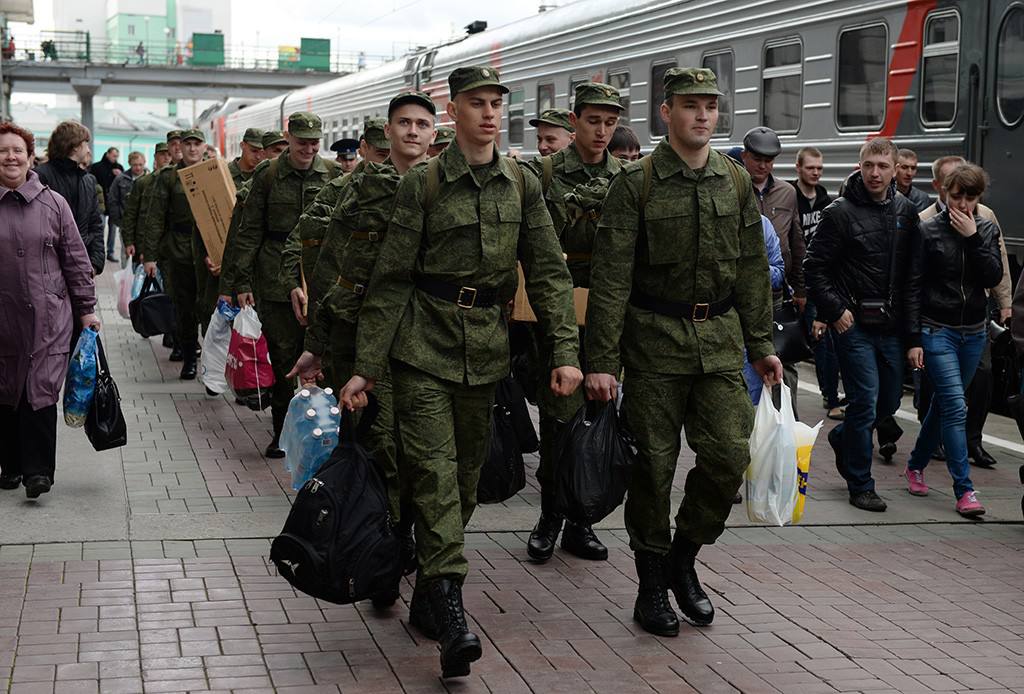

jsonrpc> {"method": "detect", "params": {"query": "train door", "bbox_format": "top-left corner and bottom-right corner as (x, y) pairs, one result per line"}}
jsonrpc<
(981, 1), (1024, 243)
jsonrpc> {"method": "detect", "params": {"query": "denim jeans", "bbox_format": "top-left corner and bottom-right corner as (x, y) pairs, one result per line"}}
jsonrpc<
(803, 301), (842, 408)
(833, 324), (904, 494)
(908, 327), (986, 499)
(106, 218), (118, 257)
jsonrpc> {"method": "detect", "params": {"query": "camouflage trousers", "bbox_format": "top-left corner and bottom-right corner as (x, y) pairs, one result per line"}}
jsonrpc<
(194, 259), (220, 338)
(254, 299), (304, 420)
(534, 324), (585, 505)
(622, 368), (753, 553)
(391, 360), (494, 581)
(162, 260), (198, 351)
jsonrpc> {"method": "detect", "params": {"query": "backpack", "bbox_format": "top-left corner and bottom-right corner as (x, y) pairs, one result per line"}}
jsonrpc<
(270, 396), (402, 605)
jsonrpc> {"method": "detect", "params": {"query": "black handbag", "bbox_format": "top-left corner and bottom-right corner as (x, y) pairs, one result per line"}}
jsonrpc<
(85, 336), (127, 451)
(773, 292), (813, 363)
(129, 275), (176, 338)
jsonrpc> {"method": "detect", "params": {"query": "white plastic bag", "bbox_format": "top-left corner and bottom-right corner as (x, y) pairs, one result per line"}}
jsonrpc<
(233, 305), (263, 340)
(746, 383), (799, 526)
(199, 300), (238, 394)
(114, 268), (132, 319)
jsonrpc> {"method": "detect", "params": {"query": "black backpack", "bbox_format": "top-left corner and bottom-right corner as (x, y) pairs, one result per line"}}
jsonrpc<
(270, 397), (402, 604)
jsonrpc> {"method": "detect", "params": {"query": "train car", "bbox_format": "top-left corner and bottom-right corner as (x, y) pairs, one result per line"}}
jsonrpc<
(197, 98), (263, 156)
(223, 0), (1024, 249)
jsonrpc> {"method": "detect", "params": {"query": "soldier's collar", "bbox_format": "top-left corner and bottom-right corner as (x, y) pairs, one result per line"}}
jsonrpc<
(652, 140), (731, 179)
(311, 155), (330, 174)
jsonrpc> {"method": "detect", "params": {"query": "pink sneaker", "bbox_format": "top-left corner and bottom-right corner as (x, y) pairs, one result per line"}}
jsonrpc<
(905, 467), (928, 496)
(956, 491), (985, 517)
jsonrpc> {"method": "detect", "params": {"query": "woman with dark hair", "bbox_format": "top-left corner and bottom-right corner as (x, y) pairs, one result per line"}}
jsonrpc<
(34, 120), (105, 275)
(0, 122), (100, 499)
(903, 163), (1003, 517)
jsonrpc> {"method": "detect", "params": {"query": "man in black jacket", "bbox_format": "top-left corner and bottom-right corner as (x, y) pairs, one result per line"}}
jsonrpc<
(90, 147), (124, 262)
(804, 138), (919, 512)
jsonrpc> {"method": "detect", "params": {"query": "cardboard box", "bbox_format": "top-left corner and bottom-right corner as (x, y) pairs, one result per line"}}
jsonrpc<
(178, 158), (237, 266)
(512, 263), (588, 326)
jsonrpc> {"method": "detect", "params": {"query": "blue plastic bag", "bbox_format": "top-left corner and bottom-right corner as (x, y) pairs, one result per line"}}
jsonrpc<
(130, 264), (162, 301)
(280, 386), (339, 480)
(64, 328), (99, 427)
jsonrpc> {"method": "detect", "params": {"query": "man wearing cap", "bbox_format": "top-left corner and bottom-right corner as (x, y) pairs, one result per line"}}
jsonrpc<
(522, 82), (624, 566)
(740, 126), (807, 416)
(228, 128), (264, 188)
(224, 112), (339, 458)
(585, 67), (779, 637)
(121, 142), (171, 263)
(143, 129), (208, 379)
(359, 118), (392, 167)
(166, 130), (183, 165)
(530, 108), (575, 157)
(339, 66), (580, 679)
(330, 138), (360, 172)
(427, 125), (455, 157)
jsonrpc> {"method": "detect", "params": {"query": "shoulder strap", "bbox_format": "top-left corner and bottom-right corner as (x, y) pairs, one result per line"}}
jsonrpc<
(639, 155), (654, 214)
(508, 157), (525, 206)
(262, 158), (280, 231)
(541, 155), (553, 195)
(423, 156), (442, 211)
(721, 154), (752, 210)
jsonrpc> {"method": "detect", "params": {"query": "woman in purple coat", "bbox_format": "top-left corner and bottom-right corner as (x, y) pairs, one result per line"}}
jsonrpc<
(0, 122), (100, 499)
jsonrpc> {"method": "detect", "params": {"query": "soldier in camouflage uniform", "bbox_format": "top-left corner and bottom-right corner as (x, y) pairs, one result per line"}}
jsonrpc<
(120, 142), (171, 263)
(585, 68), (781, 637)
(143, 129), (208, 379)
(523, 82), (624, 565)
(166, 129), (183, 165)
(530, 108), (575, 157)
(427, 125), (454, 157)
(339, 67), (581, 679)
(223, 114), (339, 458)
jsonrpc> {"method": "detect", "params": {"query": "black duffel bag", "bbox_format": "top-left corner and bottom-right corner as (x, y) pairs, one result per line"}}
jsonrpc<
(129, 275), (176, 338)
(773, 292), (813, 363)
(270, 396), (402, 605)
(477, 393), (528, 505)
(554, 401), (636, 525)
(85, 336), (127, 451)
(496, 376), (539, 454)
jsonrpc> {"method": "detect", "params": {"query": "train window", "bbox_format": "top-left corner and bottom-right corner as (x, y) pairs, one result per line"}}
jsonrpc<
(537, 83), (555, 116)
(508, 88), (524, 147)
(997, 6), (1024, 127)
(701, 50), (734, 135)
(569, 76), (589, 110)
(920, 11), (960, 126)
(762, 40), (802, 133)
(836, 24), (888, 129)
(608, 70), (630, 123)
(650, 60), (677, 139)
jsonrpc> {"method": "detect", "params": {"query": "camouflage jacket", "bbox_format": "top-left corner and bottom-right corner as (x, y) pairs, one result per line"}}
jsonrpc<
(119, 170), (157, 251)
(227, 151), (338, 301)
(353, 143), (579, 385)
(142, 163), (196, 265)
(585, 140), (774, 376)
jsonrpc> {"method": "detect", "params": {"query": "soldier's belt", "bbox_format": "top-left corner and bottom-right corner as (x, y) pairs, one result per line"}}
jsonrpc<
(301, 239), (321, 248)
(415, 276), (499, 309)
(265, 231), (290, 243)
(350, 231), (382, 241)
(629, 289), (734, 322)
(564, 252), (592, 263)
(172, 221), (192, 234)
(336, 275), (366, 296)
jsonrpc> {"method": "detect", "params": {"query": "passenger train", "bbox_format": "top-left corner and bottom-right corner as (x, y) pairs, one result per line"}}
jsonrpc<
(200, 0), (1024, 249)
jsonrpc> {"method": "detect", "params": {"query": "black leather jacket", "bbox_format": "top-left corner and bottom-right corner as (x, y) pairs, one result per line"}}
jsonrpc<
(35, 158), (105, 275)
(904, 211), (1003, 347)
(804, 172), (919, 333)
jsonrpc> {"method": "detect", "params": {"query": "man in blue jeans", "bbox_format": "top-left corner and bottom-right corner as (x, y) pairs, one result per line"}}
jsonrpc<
(804, 138), (919, 512)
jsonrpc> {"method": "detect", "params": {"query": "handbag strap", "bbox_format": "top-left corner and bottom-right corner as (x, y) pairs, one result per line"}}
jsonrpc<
(339, 392), (380, 444)
(93, 332), (109, 376)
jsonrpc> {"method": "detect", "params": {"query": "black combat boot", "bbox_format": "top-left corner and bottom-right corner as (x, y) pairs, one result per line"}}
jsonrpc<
(633, 551), (679, 636)
(432, 578), (481, 678)
(179, 345), (198, 380)
(667, 533), (714, 626)
(264, 408), (286, 459)
(408, 574), (441, 640)
(561, 521), (608, 560)
(527, 511), (563, 562)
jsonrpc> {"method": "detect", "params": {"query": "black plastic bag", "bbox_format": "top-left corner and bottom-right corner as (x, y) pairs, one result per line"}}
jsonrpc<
(990, 327), (1019, 417)
(496, 376), (539, 454)
(85, 336), (127, 451)
(554, 401), (636, 525)
(773, 299), (813, 363)
(477, 400), (526, 504)
(129, 274), (175, 338)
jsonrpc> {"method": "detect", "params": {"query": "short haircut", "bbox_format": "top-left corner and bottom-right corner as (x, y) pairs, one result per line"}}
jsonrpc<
(47, 120), (91, 160)
(932, 154), (966, 181)
(0, 121), (35, 157)
(127, 151), (144, 163)
(943, 162), (989, 196)
(796, 146), (822, 166)
(859, 137), (898, 163)
(106, 146), (118, 155)
(897, 148), (918, 161)
(609, 125), (640, 153)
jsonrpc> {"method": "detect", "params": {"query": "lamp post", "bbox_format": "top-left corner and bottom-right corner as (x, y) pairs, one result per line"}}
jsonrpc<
(144, 16), (149, 65)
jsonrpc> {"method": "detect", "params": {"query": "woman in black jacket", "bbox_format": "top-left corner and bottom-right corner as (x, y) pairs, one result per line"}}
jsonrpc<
(33, 120), (105, 276)
(903, 163), (1003, 517)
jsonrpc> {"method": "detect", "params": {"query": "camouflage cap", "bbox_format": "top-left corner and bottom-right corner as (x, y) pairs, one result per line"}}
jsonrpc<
(287, 111), (323, 139)
(166, 129), (182, 142)
(154, 142), (169, 154)
(574, 82), (624, 111)
(433, 125), (455, 145)
(242, 127), (264, 148)
(388, 90), (437, 117)
(181, 128), (205, 143)
(448, 65), (509, 98)
(360, 117), (390, 150)
(529, 108), (575, 132)
(663, 67), (724, 98)
(261, 130), (287, 148)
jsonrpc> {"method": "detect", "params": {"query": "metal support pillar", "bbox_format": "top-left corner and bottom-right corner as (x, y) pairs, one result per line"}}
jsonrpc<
(70, 78), (101, 157)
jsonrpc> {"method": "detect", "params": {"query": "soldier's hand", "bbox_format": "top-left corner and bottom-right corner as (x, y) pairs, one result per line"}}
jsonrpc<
(550, 366), (583, 397)
(218, 294), (233, 307)
(340, 375), (376, 412)
(290, 287), (308, 326)
(585, 373), (618, 403)
(125, 244), (136, 257)
(237, 292), (256, 308)
(143, 261), (157, 278)
(832, 309), (854, 334)
(287, 351), (323, 384)
(907, 347), (924, 370)
(1000, 307), (1012, 326)
(204, 256), (221, 277)
(752, 355), (783, 386)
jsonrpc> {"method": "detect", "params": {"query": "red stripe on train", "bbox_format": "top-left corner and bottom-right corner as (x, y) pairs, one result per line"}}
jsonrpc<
(875, 0), (938, 140)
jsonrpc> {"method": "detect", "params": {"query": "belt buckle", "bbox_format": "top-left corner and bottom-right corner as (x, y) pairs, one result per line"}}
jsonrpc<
(367, 231), (379, 242)
(691, 302), (710, 322)
(353, 283), (366, 296)
(456, 286), (477, 309)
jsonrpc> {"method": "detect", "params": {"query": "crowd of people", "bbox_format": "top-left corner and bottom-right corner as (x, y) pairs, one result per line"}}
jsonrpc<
(1, 60), (1021, 679)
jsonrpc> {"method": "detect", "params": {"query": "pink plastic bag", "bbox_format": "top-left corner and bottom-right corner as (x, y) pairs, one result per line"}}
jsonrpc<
(225, 306), (275, 411)
(114, 268), (132, 319)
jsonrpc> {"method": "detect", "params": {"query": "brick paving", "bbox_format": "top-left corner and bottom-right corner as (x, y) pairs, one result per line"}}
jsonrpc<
(1, 271), (1024, 693)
